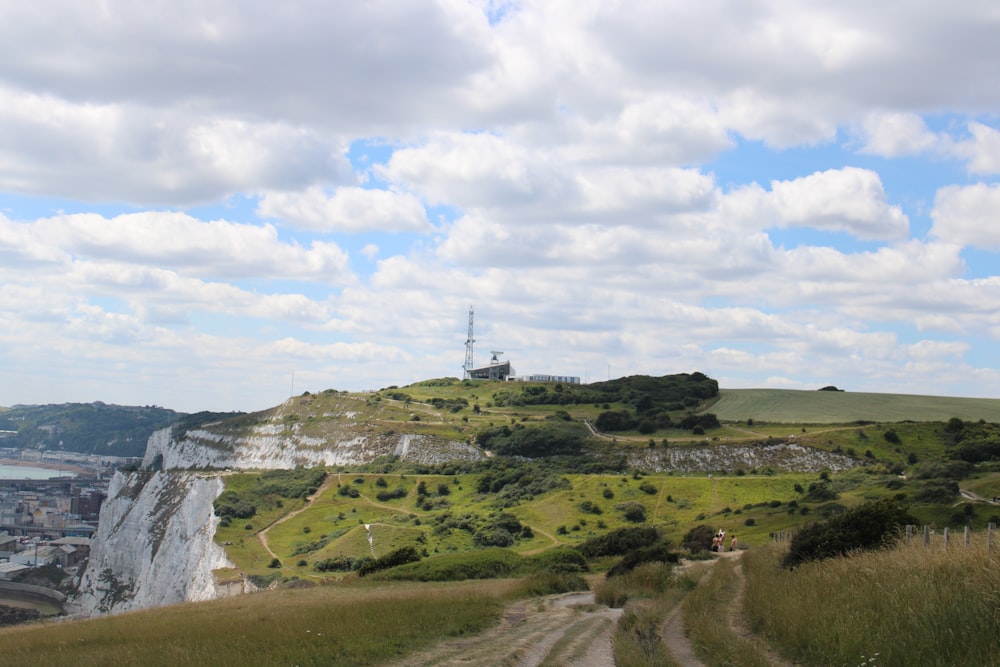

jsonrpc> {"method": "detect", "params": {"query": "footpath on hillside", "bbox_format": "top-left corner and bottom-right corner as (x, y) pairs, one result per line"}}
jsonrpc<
(387, 590), (622, 667)
(384, 549), (798, 667)
(661, 551), (798, 667)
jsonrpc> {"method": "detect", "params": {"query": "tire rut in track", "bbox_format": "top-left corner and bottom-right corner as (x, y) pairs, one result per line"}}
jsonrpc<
(661, 553), (798, 667)
(387, 592), (622, 667)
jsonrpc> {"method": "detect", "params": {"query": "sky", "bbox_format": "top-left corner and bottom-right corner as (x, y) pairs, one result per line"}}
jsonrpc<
(2, 1), (1000, 413)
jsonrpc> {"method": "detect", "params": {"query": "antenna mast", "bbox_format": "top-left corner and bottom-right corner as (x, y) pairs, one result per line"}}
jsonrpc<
(463, 306), (475, 379)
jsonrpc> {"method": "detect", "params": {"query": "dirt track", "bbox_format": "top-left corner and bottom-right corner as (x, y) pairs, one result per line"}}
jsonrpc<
(387, 591), (622, 667)
(388, 551), (800, 667)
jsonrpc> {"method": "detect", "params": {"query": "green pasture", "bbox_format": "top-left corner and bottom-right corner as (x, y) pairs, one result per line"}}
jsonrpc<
(710, 388), (1000, 423)
(223, 470), (841, 577)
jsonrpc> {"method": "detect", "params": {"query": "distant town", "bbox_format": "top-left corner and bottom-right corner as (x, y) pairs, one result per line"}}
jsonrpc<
(0, 448), (133, 589)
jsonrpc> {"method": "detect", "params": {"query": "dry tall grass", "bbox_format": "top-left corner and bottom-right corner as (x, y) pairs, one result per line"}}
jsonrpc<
(681, 557), (771, 667)
(742, 538), (1000, 667)
(0, 579), (517, 666)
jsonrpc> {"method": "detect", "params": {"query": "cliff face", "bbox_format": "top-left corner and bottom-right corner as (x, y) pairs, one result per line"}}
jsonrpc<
(143, 424), (483, 470)
(78, 402), (484, 616)
(77, 470), (232, 616)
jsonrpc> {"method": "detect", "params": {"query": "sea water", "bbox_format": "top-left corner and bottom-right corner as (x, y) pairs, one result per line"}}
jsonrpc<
(0, 464), (72, 479)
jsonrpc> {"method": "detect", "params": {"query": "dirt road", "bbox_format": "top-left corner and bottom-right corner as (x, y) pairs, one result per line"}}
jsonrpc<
(388, 591), (622, 667)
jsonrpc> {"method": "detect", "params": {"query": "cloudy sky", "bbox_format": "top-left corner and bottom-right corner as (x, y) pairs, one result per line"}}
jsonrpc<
(2, 1), (1000, 413)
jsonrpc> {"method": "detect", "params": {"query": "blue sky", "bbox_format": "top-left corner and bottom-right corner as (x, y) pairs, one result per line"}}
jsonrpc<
(1, 1), (1000, 413)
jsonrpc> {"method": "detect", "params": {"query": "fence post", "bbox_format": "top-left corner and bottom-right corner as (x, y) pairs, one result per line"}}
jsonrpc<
(965, 525), (971, 548)
(905, 524), (913, 543)
(924, 525), (930, 546)
(944, 527), (950, 549)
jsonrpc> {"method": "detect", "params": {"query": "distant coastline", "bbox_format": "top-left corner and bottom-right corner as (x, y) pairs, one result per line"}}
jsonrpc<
(0, 459), (88, 476)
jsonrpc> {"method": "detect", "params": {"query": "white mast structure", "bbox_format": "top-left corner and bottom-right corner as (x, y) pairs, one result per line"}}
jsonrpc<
(463, 306), (475, 379)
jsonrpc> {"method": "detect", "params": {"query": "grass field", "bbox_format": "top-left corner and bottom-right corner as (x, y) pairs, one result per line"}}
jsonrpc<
(742, 538), (1000, 666)
(708, 389), (1000, 423)
(0, 578), (520, 666)
(223, 470), (831, 579)
(216, 460), (1000, 582)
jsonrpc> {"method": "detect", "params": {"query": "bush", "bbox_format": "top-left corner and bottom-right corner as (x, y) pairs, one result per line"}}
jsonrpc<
(595, 410), (637, 432)
(616, 501), (648, 523)
(681, 524), (716, 553)
(375, 487), (408, 502)
(525, 547), (589, 574)
(913, 479), (959, 503)
(372, 548), (522, 581)
(606, 541), (678, 578)
(475, 421), (586, 457)
(803, 481), (838, 502)
(578, 526), (660, 558)
(782, 498), (916, 568)
(358, 546), (422, 577)
(518, 571), (589, 596)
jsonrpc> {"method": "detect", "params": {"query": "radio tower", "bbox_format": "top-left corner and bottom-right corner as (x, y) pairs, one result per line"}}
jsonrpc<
(463, 306), (475, 379)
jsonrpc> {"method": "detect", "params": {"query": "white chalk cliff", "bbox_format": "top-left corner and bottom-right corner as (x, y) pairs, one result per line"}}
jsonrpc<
(77, 399), (484, 615)
(77, 470), (232, 615)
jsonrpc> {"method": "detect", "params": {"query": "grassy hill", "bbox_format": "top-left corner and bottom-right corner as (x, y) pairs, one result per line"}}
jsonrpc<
(200, 375), (1000, 586)
(4, 374), (1000, 664)
(708, 388), (1000, 423)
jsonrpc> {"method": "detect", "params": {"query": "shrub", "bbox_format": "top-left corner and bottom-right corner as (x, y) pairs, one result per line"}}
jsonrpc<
(913, 479), (959, 503)
(525, 547), (589, 574)
(372, 548), (522, 581)
(681, 524), (716, 554)
(375, 487), (408, 502)
(518, 571), (589, 596)
(606, 541), (678, 578)
(578, 526), (660, 558)
(595, 410), (637, 432)
(474, 421), (586, 457)
(803, 481), (838, 502)
(358, 546), (422, 577)
(782, 498), (916, 568)
(616, 501), (648, 523)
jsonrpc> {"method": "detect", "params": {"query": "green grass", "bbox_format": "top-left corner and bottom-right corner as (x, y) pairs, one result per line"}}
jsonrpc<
(681, 557), (772, 667)
(239, 470), (827, 580)
(710, 389), (1000, 423)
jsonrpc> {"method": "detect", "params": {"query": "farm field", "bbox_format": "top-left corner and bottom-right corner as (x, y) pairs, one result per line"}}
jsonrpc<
(708, 388), (1000, 423)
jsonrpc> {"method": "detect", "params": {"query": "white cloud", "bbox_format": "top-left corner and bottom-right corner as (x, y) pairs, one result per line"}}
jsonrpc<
(856, 111), (940, 157)
(951, 122), (1000, 174)
(0, 211), (352, 281)
(0, 86), (353, 204)
(768, 168), (909, 240)
(5, 2), (1000, 410)
(258, 186), (432, 233)
(931, 183), (1000, 249)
